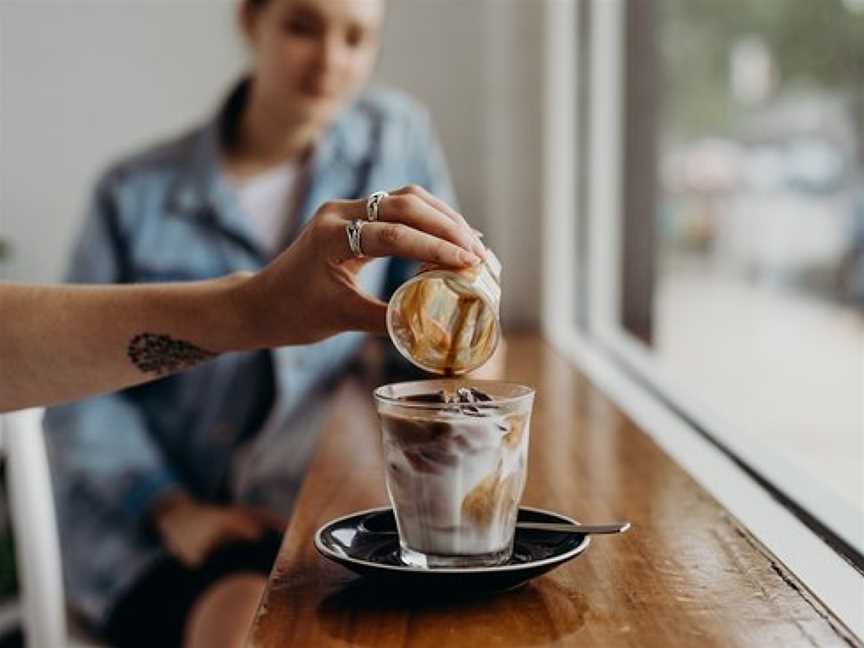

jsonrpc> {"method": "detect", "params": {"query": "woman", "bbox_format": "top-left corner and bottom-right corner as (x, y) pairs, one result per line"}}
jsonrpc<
(44, 1), (471, 646)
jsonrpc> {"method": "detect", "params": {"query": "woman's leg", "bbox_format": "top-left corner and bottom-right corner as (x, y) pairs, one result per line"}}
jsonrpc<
(184, 573), (267, 648)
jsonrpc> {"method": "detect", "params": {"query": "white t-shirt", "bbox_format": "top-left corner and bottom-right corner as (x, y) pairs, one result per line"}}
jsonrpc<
(233, 161), (300, 256)
(229, 161), (311, 504)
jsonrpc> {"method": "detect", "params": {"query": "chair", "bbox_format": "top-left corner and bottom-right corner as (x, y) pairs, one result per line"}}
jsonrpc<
(2, 409), (103, 648)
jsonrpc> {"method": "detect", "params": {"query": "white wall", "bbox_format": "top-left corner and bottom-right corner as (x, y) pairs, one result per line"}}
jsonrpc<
(374, 0), (489, 238)
(0, 2), (246, 283)
(0, 0), (545, 326)
(482, 0), (544, 328)
(376, 0), (545, 327)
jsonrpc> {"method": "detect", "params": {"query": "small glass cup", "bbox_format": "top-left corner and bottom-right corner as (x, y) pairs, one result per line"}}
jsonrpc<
(386, 250), (502, 375)
(374, 379), (535, 569)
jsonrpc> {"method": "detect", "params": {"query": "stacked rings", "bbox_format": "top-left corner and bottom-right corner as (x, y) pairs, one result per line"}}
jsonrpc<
(366, 191), (388, 222)
(346, 219), (366, 258)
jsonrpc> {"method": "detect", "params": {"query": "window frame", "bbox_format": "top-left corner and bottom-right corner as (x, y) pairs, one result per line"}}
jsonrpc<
(541, 0), (864, 636)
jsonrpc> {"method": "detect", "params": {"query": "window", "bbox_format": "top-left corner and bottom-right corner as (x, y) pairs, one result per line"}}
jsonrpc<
(620, 0), (863, 557)
(543, 0), (863, 634)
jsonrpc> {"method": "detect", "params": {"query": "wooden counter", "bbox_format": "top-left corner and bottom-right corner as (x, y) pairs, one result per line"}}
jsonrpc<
(248, 335), (856, 647)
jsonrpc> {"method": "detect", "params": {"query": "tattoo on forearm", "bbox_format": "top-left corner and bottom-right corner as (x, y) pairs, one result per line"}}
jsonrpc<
(127, 333), (216, 376)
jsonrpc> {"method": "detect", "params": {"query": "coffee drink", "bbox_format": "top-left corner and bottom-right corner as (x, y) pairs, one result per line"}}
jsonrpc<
(375, 381), (534, 568)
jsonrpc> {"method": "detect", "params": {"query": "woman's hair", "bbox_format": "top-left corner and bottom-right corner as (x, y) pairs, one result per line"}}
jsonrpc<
(246, 0), (269, 9)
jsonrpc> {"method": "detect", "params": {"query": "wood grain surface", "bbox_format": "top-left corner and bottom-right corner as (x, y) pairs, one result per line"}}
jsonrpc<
(247, 335), (857, 647)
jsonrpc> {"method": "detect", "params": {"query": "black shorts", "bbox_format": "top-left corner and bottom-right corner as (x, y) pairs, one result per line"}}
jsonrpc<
(102, 529), (282, 648)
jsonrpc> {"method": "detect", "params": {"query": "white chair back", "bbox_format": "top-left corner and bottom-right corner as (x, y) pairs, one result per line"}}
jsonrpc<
(3, 408), (67, 648)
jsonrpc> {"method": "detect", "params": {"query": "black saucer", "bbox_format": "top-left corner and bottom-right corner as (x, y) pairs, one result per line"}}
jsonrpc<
(314, 507), (590, 593)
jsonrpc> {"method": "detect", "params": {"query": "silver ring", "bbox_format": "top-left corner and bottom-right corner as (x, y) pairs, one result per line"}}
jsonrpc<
(365, 191), (388, 222)
(346, 218), (366, 258)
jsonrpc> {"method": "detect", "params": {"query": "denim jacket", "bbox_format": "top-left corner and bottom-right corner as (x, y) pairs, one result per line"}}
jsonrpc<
(43, 80), (455, 628)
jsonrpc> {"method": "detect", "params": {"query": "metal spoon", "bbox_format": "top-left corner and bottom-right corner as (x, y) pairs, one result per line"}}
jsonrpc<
(359, 511), (630, 536)
(516, 521), (630, 535)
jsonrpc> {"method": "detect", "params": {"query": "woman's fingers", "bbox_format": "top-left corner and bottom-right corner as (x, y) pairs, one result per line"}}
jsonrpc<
(320, 200), (483, 268)
(388, 185), (475, 239)
(342, 221), (481, 268)
(249, 508), (288, 532)
(375, 193), (484, 257)
(221, 511), (266, 542)
(389, 186), (486, 258)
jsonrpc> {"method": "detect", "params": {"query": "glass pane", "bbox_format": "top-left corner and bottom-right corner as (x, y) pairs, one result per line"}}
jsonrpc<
(627, 0), (864, 544)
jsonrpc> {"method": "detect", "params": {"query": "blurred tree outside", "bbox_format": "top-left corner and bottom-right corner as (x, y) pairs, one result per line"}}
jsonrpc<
(660, 0), (864, 162)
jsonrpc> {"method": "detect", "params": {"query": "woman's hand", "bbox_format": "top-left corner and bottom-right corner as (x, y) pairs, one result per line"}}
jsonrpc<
(152, 492), (282, 569)
(0, 186), (485, 411)
(234, 185), (485, 349)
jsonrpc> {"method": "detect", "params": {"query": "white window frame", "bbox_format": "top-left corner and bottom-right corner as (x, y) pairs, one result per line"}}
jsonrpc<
(541, 0), (864, 637)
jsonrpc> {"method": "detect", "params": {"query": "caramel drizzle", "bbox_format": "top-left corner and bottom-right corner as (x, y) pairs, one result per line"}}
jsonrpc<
(398, 275), (492, 375)
(443, 295), (478, 375)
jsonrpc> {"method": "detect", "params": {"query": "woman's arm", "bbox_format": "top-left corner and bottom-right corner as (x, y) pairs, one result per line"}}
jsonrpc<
(1, 187), (484, 412)
(1, 275), (257, 412)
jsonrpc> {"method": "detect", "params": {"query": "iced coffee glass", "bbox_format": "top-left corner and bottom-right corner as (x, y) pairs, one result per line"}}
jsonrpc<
(374, 379), (535, 569)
